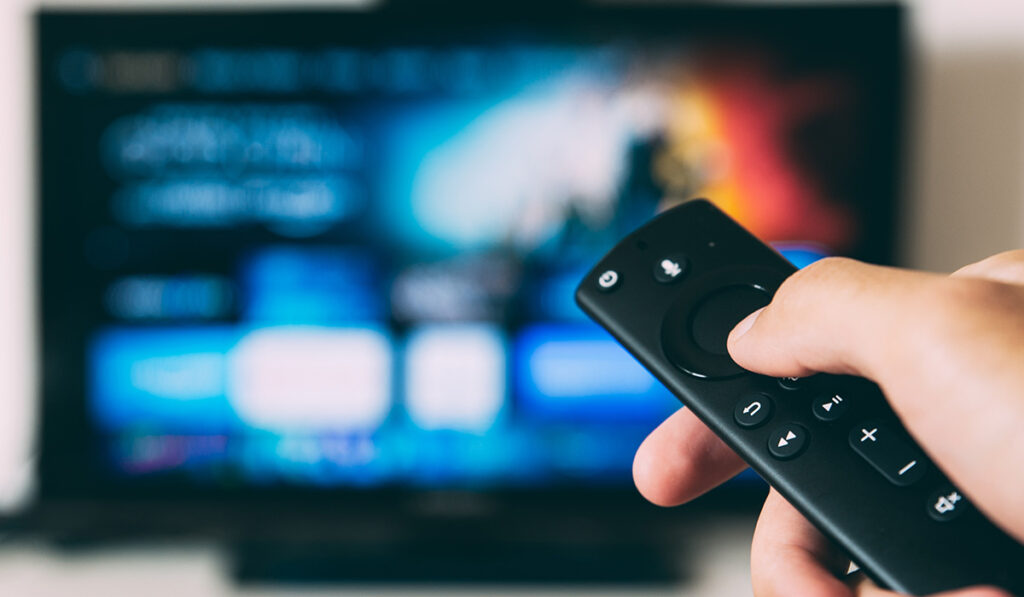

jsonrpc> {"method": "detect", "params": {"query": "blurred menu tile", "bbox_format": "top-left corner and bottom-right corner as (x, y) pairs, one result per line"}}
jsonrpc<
(227, 326), (392, 433)
(404, 325), (506, 434)
(89, 327), (239, 433)
(515, 323), (676, 422)
(254, 435), (383, 486)
(104, 274), (234, 321)
(192, 49), (302, 94)
(111, 177), (362, 238)
(241, 247), (381, 324)
(59, 47), (620, 96)
(101, 104), (362, 179)
(390, 255), (518, 322)
(112, 434), (229, 476)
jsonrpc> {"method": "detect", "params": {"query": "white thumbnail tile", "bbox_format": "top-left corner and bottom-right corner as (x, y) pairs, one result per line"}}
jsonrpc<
(228, 326), (391, 432)
(405, 325), (505, 433)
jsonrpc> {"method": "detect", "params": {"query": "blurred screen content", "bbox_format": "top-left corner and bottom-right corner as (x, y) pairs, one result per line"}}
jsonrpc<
(41, 17), (897, 492)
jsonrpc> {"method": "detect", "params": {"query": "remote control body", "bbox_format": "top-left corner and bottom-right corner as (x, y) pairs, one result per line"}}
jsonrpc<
(575, 199), (1023, 594)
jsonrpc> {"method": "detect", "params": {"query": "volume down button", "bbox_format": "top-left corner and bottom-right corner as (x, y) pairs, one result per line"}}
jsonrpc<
(849, 423), (927, 486)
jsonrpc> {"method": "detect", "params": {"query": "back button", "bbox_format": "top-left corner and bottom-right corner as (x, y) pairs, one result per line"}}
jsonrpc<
(768, 424), (809, 460)
(734, 393), (773, 429)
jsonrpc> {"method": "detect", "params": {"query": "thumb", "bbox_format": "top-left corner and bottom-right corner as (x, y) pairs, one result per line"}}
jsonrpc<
(725, 257), (1024, 543)
(726, 257), (939, 380)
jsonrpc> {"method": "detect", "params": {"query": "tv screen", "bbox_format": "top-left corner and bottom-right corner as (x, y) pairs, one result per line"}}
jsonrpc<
(37, 4), (904, 507)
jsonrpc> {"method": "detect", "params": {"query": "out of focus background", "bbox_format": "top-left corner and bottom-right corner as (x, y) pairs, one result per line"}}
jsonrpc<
(0, 1), (1021, 595)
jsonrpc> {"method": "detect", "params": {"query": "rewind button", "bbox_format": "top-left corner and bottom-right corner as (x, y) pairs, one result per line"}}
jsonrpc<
(768, 423), (809, 460)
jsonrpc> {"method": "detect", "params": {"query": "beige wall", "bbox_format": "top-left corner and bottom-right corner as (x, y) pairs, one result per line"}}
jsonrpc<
(906, 0), (1024, 270)
(0, 0), (1021, 509)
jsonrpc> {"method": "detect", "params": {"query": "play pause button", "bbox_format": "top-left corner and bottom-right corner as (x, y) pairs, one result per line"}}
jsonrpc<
(768, 424), (809, 459)
(813, 392), (849, 421)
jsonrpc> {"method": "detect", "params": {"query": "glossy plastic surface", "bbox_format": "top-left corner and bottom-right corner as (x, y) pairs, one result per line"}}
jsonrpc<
(576, 199), (1024, 594)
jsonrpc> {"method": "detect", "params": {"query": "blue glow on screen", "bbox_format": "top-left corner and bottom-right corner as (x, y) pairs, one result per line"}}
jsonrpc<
(90, 327), (240, 433)
(775, 243), (829, 269)
(515, 323), (677, 422)
(529, 268), (592, 321)
(90, 319), (666, 486)
(74, 42), (843, 491)
(241, 247), (382, 324)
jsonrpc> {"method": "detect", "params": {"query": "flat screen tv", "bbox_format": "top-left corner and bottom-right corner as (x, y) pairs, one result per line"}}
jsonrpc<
(35, 0), (905, 579)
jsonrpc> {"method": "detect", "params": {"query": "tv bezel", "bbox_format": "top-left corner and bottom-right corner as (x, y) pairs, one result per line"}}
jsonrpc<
(34, 1), (906, 535)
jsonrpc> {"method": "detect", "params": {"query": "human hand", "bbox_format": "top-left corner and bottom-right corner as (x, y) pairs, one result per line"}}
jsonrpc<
(633, 251), (1024, 596)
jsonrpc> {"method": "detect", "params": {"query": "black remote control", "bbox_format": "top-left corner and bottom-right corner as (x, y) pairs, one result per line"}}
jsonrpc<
(575, 199), (1024, 594)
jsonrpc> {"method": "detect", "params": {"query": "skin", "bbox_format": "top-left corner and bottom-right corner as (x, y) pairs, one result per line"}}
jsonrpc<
(632, 250), (1024, 597)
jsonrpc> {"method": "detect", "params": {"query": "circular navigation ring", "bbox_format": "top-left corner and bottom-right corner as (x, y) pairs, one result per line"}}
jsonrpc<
(661, 267), (786, 379)
(691, 285), (771, 356)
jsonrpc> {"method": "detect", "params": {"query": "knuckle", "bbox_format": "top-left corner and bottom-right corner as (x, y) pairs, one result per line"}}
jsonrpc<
(794, 256), (857, 280)
(771, 256), (858, 308)
(928, 277), (1021, 320)
(907, 277), (1024, 353)
(987, 248), (1024, 265)
(965, 249), (1024, 269)
(957, 249), (1024, 285)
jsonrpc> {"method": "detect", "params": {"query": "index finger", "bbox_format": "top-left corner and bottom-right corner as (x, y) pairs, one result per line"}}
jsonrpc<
(633, 407), (747, 507)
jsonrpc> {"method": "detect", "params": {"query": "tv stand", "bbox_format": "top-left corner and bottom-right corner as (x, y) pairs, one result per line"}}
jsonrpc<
(229, 539), (687, 585)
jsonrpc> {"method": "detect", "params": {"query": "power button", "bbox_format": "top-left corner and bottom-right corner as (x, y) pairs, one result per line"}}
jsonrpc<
(597, 270), (620, 292)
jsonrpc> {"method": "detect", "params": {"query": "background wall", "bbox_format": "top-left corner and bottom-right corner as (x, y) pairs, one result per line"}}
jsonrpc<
(0, 0), (1022, 511)
(908, 0), (1024, 270)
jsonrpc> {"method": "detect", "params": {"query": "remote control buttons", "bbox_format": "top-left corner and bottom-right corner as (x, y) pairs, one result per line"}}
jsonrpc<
(813, 392), (849, 421)
(596, 270), (620, 292)
(778, 376), (804, 390)
(734, 393), (773, 428)
(661, 267), (784, 379)
(849, 423), (927, 486)
(653, 254), (688, 283)
(690, 285), (771, 356)
(768, 423), (809, 459)
(927, 486), (968, 522)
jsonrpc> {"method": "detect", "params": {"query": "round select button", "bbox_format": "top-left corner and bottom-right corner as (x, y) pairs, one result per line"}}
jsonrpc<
(660, 267), (785, 380)
(690, 285), (771, 356)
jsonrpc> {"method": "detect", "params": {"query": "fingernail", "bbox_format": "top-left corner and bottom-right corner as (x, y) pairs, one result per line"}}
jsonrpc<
(730, 307), (764, 340)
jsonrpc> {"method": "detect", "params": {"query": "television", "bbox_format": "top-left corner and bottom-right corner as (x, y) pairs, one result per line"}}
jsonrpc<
(35, 1), (905, 581)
